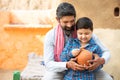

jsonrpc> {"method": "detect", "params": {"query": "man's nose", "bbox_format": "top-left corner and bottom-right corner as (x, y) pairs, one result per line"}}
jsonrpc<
(67, 23), (73, 27)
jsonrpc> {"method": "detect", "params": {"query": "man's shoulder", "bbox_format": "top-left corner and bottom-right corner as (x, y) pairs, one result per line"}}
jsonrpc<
(45, 27), (55, 37)
(68, 38), (78, 43)
(44, 28), (56, 43)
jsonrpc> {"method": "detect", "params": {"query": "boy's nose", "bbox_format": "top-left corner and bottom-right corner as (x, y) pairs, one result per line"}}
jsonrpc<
(82, 35), (86, 38)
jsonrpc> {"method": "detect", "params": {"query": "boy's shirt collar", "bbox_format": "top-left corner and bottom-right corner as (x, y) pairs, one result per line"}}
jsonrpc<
(74, 38), (96, 48)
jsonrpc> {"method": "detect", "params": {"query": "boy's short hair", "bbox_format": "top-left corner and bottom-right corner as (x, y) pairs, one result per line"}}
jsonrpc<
(76, 17), (93, 31)
(56, 2), (76, 19)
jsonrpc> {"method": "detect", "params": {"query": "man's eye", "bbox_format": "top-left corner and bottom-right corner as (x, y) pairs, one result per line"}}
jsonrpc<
(63, 21), (68, 23)
(70, 20), (75, 23)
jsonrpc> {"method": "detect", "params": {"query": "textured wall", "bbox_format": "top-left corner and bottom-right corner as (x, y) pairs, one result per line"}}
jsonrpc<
(59, 0), (120, 29)
(0, 27), (45, 70)
(0, 11), (52, 70)
(0, 0), (54, 10)
(0, 0), (120, 28)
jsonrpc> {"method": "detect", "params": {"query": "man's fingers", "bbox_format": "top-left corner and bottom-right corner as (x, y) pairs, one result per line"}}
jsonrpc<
(75, 64), (85, 71)
(88, 62), (98, 71)
(70, 58), (77, 61)
(88, 60), (97, 63)
(72, 61), (85, 71)
(67, 60), (87, 71)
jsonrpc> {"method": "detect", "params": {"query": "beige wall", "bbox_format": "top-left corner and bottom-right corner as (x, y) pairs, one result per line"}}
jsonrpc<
(58, 0), (120, 29)
(0, 11), (52, 70)
(1, 0), (120, 28)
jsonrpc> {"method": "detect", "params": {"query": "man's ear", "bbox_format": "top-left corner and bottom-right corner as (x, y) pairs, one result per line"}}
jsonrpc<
(56, 17), (60, 23)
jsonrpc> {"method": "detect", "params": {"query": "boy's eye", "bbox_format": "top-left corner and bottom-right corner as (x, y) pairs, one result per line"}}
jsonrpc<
(85, 32), (90, 35)
(79, 33), (82, 35)
(85, 33), (89, 35)
(78, 33), (89, 35)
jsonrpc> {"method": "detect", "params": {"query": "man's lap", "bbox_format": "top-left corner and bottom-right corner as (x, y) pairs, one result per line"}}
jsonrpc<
(43, 70), (113, 80)
(94, 70), (113, 80)
(43, 70), (64, 80)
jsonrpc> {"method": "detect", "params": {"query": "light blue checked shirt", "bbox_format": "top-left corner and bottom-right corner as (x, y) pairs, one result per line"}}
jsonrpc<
(60, 38), (103, 80)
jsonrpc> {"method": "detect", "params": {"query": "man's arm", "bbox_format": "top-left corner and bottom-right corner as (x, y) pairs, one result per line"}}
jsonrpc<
(92, 34), (110, 64)
(43, 29), (67, 72)
(87, 34), (111, 71)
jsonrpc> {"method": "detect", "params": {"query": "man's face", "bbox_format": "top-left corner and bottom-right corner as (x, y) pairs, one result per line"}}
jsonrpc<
(58, 16), (75, 31)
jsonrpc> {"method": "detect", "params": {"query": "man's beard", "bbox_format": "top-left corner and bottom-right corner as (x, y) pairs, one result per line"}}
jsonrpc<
(62, 25), (75, 37)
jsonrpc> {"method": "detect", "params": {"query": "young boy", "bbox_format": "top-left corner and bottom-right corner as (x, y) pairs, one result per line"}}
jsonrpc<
(60, 17), (103, 80)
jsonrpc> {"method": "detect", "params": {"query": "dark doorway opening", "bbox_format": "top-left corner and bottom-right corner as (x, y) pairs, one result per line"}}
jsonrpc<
(114, 7), (119, 17)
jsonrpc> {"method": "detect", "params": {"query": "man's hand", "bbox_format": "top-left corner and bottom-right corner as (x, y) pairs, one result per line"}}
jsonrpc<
(87, 54), (105, 71)
(66, 58), (85, 71)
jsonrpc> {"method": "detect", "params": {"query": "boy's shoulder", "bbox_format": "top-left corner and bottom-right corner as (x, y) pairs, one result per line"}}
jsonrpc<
(89, 38), (96, 44)
(89, 38), (102, 50)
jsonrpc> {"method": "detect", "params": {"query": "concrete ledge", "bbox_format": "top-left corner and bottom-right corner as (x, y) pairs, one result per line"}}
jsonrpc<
(21, 53), (45, 80)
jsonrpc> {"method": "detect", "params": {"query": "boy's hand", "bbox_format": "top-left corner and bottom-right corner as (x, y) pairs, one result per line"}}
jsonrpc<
(72, 47), (84, 57)
(71, 49), (80, 57)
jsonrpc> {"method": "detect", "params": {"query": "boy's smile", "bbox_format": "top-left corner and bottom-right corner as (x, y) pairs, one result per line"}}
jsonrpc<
(77, 29), (92, 44)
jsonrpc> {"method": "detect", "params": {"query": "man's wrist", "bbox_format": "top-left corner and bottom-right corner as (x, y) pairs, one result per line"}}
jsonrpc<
(66, 62), (70, 69)
(100, 58), (105, 65)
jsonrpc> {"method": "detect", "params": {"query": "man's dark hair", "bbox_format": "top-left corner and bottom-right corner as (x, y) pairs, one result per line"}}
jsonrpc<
(56, 2), (76, 19)
(76, 17), (93, 31)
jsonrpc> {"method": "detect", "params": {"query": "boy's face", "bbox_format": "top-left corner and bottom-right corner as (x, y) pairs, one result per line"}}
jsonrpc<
(57, 16), (75, 31)
(77, 29), (92, 44)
